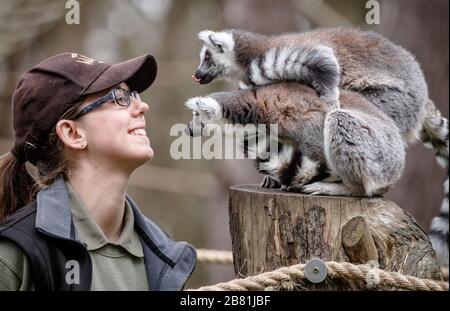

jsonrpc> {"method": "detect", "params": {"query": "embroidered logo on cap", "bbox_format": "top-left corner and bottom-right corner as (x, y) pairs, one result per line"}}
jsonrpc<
(70, 53), (103, 65)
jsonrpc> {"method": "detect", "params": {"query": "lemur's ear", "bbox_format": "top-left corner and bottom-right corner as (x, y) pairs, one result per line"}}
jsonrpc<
(198, 30), (233, 54)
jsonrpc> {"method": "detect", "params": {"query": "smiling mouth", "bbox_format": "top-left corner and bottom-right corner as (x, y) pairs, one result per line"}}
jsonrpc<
(128, 128), (150, 143)
(128, 128), (147, 136)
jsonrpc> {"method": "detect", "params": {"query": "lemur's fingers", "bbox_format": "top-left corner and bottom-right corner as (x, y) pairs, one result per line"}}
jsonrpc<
(260, 175), (281, 189)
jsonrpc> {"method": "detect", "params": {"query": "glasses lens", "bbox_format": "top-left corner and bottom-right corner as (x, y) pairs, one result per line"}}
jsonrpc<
(113, 88), (130, 107)
(131, 91), (141, 102)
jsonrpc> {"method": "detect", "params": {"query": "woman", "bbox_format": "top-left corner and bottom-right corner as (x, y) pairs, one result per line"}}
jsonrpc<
(0, 53), (196, 290)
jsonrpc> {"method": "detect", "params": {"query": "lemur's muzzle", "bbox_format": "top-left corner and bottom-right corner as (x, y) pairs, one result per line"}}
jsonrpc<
(192, 69), (214, 85)
(192, 74), (202, 83)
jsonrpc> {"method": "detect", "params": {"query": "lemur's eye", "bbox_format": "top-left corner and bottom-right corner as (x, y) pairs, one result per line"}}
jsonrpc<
(204, 51), (210, 61)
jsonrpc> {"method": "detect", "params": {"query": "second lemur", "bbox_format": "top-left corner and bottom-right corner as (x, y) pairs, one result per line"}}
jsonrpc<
(185, 82), (406, 197)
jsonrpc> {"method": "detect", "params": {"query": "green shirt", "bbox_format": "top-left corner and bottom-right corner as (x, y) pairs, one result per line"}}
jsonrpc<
(0, 182), (149, 291)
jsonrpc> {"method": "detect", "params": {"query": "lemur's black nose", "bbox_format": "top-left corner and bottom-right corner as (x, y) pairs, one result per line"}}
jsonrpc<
(193, 69), (206, 83)
(192, 73), (202, 83)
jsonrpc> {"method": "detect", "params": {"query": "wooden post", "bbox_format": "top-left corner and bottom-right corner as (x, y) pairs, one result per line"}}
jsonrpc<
(228, 184), (443, 290)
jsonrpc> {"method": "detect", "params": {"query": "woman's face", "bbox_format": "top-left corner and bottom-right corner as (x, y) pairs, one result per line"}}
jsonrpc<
(77, 82), (153, 171)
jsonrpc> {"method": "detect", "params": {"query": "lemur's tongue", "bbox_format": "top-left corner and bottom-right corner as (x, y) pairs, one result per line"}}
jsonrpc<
(192, 74), (202, 83)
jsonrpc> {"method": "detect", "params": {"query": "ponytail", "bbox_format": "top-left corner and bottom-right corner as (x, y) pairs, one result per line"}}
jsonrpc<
(0, 152), (36, 221)
(0, 98), (84, 221)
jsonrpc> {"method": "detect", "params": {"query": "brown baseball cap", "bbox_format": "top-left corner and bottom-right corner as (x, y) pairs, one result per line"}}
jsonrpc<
(10, 52), (157, 164)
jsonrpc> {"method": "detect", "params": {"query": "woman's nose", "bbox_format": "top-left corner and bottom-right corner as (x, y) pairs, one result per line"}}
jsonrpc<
(131, 97), (149, 116)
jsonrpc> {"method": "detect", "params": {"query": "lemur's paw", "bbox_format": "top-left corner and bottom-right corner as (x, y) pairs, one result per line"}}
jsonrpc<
(185, 96), (222, 119)
(260, 175), (281, 189)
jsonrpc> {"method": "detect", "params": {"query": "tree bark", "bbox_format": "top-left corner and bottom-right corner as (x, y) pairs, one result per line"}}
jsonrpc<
(228, 184), (443, 290)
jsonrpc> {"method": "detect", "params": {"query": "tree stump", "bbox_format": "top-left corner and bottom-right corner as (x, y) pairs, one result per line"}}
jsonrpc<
(228, 184), (443, 290)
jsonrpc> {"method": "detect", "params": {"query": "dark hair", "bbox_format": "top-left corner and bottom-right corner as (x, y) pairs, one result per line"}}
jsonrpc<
(0, 100), (85, 221)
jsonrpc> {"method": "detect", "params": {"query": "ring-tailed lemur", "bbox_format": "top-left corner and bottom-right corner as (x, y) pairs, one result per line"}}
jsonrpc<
(193, 27), (440, 147)
(186, 82), (405, 197)
(192, 27), (449, 266)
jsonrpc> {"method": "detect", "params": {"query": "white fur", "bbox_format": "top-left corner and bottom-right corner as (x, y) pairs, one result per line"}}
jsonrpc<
(250, 60), (270, 85)
(198, 30), (234, 52)
(362, 179), (383, 197)
(262, 48), (277, 80)
(285, 48), (301, 77)
(199, 46), (207, 62)
(198, 30), (241, 76)
(441, 196), (449, 214)
(438, 118), (449, 139)
(430, 236), (449, 266)
(431, 216), (449, 235)
(290, 156), (319, 187)
(300, 155), (318, 173)
(423, 142), (433, 149)
(239, 80), (251, 90)
(437, 155), (448, 169)
(323, 112), (334, 172)
(185, 97), (222, 124)
(275, 47), (291, 78)
(259, 145), (294, 176)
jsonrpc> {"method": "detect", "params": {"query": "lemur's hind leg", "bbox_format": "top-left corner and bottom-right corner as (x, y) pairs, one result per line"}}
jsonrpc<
(359, 86), (427, 145)
(320, 108), (405, 197)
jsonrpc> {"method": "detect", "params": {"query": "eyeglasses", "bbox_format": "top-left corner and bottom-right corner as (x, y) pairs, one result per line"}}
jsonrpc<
(74, 88), (141, 119)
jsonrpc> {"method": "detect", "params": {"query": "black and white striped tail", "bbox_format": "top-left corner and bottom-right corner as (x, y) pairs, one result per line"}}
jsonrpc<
(430, 178), (449, 266)
(422, 99), (449, 266)
(246, 45), (341, 109)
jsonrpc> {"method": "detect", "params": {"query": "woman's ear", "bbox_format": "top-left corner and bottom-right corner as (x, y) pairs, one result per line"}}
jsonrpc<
(55, 120), (87, 150)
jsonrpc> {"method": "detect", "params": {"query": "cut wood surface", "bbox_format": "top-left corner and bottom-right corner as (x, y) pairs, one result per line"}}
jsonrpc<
(228, 184), (443, 290)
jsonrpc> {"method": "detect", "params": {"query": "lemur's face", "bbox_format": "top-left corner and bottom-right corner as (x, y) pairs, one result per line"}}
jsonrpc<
(192, 30), (239, 84)
(185, 96), (222, 136)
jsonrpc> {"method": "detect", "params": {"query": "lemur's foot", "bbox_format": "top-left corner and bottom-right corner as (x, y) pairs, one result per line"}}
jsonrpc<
(282, 181), (305, 192)
(260, 175), (281, 189)
(286, 185), (303, 192)
(301, 182), (353, 196)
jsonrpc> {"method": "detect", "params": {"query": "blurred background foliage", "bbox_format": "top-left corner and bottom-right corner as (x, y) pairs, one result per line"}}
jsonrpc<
(0, 0), (448, 288)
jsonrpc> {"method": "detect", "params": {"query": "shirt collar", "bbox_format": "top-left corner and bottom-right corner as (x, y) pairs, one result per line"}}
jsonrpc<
(35, 176), (177, 265)
(65, 181), (144, 258)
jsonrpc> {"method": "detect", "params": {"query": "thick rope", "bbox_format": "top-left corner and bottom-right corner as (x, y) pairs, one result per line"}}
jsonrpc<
(188, 260), (449, 291)
(196, 249), (233, 265)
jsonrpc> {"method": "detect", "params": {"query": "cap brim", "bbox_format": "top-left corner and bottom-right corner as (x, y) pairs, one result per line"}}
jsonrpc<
(83, 54), (157, 95)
